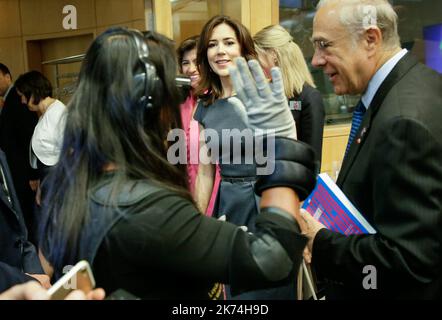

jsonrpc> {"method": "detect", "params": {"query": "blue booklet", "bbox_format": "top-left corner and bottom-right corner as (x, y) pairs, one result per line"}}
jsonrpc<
(302, 173), (376, 235)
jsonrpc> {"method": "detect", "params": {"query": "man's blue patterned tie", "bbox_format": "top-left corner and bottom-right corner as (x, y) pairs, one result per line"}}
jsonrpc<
(345, 100), (366, 156)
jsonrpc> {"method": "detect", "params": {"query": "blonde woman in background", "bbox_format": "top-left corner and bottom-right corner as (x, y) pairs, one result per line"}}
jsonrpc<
(254, 25), (325, 169)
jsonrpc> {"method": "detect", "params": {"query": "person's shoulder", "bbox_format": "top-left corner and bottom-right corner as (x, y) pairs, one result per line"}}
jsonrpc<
(194, 95), (220, 122)
(90, 177), (168, 206)
(297, 84), (324, 111)
(387, 60), (441, 113)
(90, 177), (194, 211)
(300, 84), (322, 100)
(46, 100), (67, 114)
(193, 99), (205, 122)
(393, 54), (439, 89)
(413, 62), (441, 90)
(53, 99), (67, 109)
(2, 87), (21, 110)
(4, 85), (18, 101)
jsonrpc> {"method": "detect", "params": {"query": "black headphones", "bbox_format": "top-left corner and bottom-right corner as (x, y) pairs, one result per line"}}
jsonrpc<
(129, 29), (159, 110)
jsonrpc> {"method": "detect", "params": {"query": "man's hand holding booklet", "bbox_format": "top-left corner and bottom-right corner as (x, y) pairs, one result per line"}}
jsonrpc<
(297, 173), (376, 300)
(302, 173), (376, 235)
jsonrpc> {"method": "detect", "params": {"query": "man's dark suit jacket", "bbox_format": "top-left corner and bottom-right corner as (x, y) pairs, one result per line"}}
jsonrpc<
(0, 149), (42, 292)
(312, 53), (442, 299)
(0, 86), (38, 240)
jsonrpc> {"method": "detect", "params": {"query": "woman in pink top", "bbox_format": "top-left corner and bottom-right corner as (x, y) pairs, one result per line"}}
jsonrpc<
(177, 36), (220, 216)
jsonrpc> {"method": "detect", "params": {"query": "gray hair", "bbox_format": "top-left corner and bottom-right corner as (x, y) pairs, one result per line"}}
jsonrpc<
(316, 0), (401, 50)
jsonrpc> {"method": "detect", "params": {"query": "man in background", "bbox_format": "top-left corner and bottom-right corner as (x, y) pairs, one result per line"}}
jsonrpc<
(301, 0), (441, 299)
(0, 63), (38, 244)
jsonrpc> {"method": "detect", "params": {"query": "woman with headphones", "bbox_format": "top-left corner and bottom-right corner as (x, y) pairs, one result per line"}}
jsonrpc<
(38, 27), (317, 299)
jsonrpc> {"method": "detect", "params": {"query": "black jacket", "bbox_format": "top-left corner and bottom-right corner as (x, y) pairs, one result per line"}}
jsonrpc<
(312, 54), (442, 299)
(289, 84), (325, 169)
(0, 149), (43, 292)
(0, 87), (38, 237)
(41, 174), (307, 299)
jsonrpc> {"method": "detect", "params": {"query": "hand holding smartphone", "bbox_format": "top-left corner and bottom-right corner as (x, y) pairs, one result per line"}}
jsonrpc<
(47, 260), (95, 300)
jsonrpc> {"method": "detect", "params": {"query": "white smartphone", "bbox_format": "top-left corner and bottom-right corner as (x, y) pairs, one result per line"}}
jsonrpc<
(47, 260), (96, 300)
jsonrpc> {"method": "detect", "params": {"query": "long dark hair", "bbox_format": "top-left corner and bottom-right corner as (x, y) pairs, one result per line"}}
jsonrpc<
(196, 15), (257, 105)
(40, 27), (192, 269)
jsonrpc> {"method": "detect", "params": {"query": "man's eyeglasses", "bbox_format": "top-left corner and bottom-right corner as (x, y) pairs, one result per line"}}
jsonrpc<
(312, 39), (333, 50)
(310, 34), (349, 52)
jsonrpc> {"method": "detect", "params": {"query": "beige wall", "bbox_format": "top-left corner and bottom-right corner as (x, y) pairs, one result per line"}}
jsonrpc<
(153, 0), (173, 38)
(162, 0), (280, 43)
(320, 124), (350, 179)
(0, 0), (24, 78)
(0, 0), (145, 80)
(247, 0), (279, 35)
